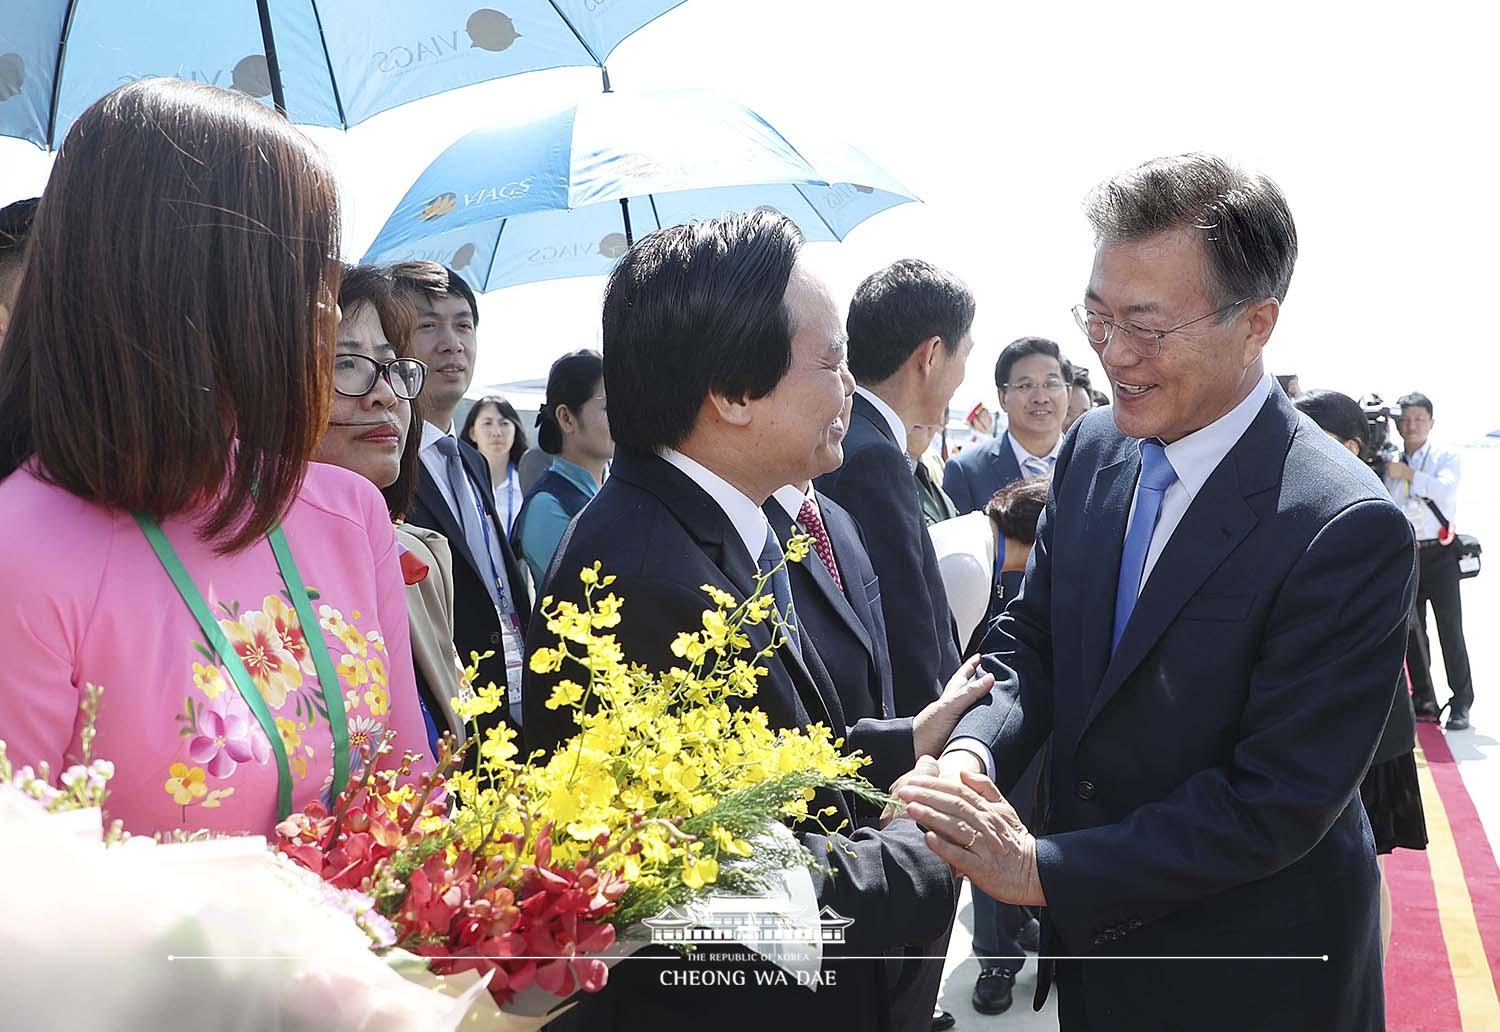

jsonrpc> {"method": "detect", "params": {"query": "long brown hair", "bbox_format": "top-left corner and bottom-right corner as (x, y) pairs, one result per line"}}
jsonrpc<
(0, 78), (342, 553)
(335, 264), (424, 521)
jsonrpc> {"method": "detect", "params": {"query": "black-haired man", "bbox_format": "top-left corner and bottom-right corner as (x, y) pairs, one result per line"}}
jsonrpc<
(1385, 391), (1474, 730)
(944, 337), (1072, 516)
(524, 211), (991, 1032)
(390, 261), (531, 734)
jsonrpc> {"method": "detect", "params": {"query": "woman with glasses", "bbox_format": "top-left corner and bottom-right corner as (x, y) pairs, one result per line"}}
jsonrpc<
(0, 81), (431, 839)
(312, 264), (468, 751)
(460, 396), (529, 536)
(511, 350), (612, 586)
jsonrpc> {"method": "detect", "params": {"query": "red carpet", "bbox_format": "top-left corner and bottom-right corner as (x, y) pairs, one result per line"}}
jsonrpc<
(1384, 724), (1500, 1030)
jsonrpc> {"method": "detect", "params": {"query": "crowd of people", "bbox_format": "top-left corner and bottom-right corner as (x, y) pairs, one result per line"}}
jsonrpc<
(0, 77), (1479, 1032)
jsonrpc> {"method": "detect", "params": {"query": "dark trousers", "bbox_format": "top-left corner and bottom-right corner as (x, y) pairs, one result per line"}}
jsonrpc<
(1408, 542), (1474, 712)
(973, 893), (1028, 975)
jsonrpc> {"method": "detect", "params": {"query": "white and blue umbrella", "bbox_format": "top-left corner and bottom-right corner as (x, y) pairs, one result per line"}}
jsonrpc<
(361, 88), (918, 291)
(0, 0), (686, 148)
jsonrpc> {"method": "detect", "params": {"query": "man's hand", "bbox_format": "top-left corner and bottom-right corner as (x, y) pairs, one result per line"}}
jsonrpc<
(880, 754), (940, 827)
(911, 655), (995, 760)
(1386, 459), (1415, 483)
(897, 769), (1047, 906)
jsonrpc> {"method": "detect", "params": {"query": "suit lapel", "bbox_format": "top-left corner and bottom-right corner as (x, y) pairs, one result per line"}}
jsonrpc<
(414, 466), (478, 575)
(993, 432), (1023, 487)
(766, 502), (875, 660)
(1078, 452), (1136, 706)
(613, 453), (835, 734)
(1080, 392), (1290, 734)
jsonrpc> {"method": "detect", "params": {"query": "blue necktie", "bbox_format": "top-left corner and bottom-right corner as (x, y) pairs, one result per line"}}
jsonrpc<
(1022, 454), (1053, 479)
(1112, 440), (1178, 652)
(434, 436), (502, 611)
(758, 527), (799, 652)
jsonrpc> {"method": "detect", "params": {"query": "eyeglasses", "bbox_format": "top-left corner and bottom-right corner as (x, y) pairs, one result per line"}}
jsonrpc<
(333, 354), (427, 400)
(1071, 298), (1253, 358)
(1000, 378), (1069, 395)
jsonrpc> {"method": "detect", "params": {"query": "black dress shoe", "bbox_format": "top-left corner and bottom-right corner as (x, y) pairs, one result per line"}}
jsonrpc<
(1017, 916), (1041, 953)
(1446, 705), (1471, 731)
(972, 968), (1015, 1015)
(1415, 699), (1441, 722)
(931, 1009), (956, 1031)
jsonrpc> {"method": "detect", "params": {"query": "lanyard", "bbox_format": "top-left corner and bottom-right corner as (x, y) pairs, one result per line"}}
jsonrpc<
(468, 477), (513, 615)
(505, 467), (518, 532)
(134, 513), (350, 820)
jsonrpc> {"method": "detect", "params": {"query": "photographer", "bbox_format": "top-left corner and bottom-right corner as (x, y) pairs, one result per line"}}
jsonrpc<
(1383, 392), (1474, 730)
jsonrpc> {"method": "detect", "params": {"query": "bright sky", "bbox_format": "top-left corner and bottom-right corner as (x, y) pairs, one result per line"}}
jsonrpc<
(3, 0), (1497, 439)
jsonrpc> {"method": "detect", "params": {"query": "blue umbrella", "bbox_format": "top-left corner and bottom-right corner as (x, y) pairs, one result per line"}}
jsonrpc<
(361, 88), (918, 291)
(0, 0), (686, 149)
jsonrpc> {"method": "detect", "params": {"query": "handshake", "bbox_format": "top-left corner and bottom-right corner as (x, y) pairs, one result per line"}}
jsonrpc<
(881, 656), (1046, 907)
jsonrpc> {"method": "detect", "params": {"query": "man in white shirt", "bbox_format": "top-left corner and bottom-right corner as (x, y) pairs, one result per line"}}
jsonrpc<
(1384, 391), (1473, 729)
(522, 211), (992, 1032)
(390, 262), (532, 734)
(943, 336), (1071, 519)
(899, 153), (1415, 1032)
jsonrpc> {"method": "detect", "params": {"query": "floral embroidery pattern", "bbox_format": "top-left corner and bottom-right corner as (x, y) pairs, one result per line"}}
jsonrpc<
(166, 590), (390, 819)
(222, 609), (304, 709)
(162, 761), (235, 816)
(188, 690), (272, 778)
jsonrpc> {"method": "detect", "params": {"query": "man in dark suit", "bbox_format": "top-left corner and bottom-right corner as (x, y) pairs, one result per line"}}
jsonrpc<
(899, 154), (1416, 1032)
(390, 262), (531, 737)
(812, 260), (974, 1032)
(524, 212), (997, 1032)
(943, 336), (1072, 517)
(815, 260), (972, 721)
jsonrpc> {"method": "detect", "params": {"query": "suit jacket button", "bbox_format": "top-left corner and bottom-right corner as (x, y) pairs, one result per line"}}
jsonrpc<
(1075, 779), (1096, 801)
(488, 631), (502, 645)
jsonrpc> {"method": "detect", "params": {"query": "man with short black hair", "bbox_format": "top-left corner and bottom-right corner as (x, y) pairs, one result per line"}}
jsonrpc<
(944, 337), (1072, 516)
(389, 261), (531, 733)
(817, 259), (972, 719)
(523, 211), (973, 1032)
(1384, 391), (1474, 729)
(0, 197), (40, 345)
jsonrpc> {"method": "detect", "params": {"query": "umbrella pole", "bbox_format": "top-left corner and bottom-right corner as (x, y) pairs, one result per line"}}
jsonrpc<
(619, 198), (634, 247)
(255, 0), (289, 116)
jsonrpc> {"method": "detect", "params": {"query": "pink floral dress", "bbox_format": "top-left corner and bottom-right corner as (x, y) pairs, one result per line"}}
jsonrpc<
(0, 461), (434, 837)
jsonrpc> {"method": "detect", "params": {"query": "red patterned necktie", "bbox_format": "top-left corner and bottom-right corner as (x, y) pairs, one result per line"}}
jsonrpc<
(797, 498), (844, 592)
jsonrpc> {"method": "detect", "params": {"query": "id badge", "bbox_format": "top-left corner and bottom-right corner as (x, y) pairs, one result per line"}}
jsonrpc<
(502, 614), (525, 712)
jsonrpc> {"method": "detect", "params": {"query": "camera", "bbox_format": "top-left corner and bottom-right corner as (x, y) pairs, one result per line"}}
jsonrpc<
(1359, 394), (1401, 477)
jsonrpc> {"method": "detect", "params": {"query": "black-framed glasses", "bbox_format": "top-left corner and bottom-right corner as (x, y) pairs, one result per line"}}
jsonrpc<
(333, 354), (427, 400)
(1000, 377), (1070, 395)
(1071, 297), (1253, 358)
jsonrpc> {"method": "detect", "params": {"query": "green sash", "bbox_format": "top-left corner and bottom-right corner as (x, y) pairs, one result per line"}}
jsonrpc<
(134, 513), (349, 820)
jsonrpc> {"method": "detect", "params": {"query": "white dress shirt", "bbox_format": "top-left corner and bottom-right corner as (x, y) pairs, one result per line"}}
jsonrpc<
(855, 386), (912, 469)
(1126, 374), (1271, 593)
(772, 483), (816, 523)
(1384, 441), (1461, 540)
(493, 467), (524, 536)
(660, 448), (770, 566)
